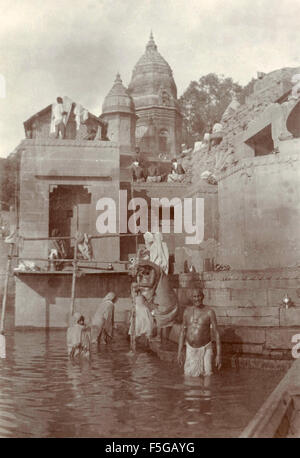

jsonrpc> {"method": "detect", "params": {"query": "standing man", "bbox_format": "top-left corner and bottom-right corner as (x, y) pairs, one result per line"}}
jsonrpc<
(177, 289), (221, 377)
(52, 97), (68, 139)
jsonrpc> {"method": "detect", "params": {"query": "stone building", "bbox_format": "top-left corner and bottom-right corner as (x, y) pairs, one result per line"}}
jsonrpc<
(127, 32), (182, 158)
(101, 73), (136, 154)
(5, 40), (300, 365)
(10, 38), (187, 327)
(174, 67), (300, 361)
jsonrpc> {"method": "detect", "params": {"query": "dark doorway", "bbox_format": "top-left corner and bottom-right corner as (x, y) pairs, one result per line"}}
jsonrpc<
(246, 124), (274, 156)
(49, 185), (91, 255)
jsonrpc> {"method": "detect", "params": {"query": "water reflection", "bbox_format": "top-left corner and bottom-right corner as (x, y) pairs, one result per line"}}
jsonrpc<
(0, 326), (284, 438)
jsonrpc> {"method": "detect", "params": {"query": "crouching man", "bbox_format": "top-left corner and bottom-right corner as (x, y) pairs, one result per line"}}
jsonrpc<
(177, 289), (221, 377)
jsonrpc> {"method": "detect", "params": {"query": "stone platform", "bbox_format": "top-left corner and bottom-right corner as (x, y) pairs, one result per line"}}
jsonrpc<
(14, 270), (131, 328)
(149, 337), (292, 371)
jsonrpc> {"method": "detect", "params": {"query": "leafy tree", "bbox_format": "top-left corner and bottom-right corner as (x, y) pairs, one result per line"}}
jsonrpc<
(179, 73), (252, 145)
(0, 153), (19, 210)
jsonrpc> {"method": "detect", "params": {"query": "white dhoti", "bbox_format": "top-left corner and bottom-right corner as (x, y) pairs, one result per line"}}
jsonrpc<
(184, 341), (213, 377)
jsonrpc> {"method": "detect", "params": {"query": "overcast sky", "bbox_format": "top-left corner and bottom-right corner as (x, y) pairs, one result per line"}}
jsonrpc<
(0, 0), (299, 157)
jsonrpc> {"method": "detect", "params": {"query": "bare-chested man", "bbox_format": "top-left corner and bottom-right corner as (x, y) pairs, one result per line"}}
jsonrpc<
(177, 289), (221, 377)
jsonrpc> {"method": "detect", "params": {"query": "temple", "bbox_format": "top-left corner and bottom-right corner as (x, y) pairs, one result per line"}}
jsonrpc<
(1, 36), (300, 373)
(128, 32), (182, 158)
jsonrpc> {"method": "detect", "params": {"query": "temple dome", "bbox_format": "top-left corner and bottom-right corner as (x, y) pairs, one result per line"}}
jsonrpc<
(128, 33), (178, 109)
(102, 73), (135, 115)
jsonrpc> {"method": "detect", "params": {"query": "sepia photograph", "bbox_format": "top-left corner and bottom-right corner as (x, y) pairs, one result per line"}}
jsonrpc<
(0, 0), (300, 442)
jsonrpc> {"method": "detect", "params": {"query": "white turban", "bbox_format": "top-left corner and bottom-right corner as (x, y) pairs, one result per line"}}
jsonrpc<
(144, 232), (154, 244)
(103, 292), (116, 302)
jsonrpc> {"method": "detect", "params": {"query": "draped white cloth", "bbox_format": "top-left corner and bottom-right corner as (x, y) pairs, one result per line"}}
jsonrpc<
(50, 97), (73, 134)
(149, 233), (169, 275)
(74, 103), (89, 130)
(128, 295), (154, 338)
(184, 341), (213, 377)
(92, 292), (115, 340)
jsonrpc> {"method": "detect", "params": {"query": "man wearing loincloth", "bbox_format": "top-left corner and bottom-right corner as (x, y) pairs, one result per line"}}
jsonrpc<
(177, 289), (221, 377)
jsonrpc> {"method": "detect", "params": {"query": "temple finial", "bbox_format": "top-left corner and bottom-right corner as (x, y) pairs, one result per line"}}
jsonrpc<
(146, 30), (157, 51)
(115, 72), (122, 83)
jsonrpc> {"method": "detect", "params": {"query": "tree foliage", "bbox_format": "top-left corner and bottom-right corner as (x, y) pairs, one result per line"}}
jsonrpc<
(0, 153), (19, 210)
(179, 73), (255, 145)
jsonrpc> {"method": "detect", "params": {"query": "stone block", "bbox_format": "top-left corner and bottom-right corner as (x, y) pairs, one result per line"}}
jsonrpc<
(219, 326), (266, 344)
(231, 343), (263, 354)
(15, 278), (47, 327)
(269, 277), (300, 289)
(15, 272), (131, 328)
(205, 278), (268, 289)
(280, 307), (300, 326)
(203, 288), (231, 306)
(266, 327), (300, 349)
(268, 289), (300, 307)
(229, 288), (268, 307)
(213, 306), (278, 318)
(216, 315), (278, 327)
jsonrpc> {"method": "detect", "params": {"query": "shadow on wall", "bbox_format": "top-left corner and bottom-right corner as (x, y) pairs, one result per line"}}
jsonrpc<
(287, 99), (300, 137)
(15, 273), (131, 303)
(220, 327), (244, 356)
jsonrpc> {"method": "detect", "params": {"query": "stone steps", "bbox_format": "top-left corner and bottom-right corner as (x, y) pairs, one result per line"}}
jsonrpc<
(149, 338), (293, 371)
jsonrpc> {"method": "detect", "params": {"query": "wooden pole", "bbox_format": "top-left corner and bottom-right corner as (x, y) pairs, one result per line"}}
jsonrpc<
(70, 205), (79, 316)
(22, 233), (140, 241)
(130, 181), (138, 256)
(70, 239), (78, 316)
(0, 244), (13, 333)
(130, 299), (136, 352)
(0, 244), (13, 358)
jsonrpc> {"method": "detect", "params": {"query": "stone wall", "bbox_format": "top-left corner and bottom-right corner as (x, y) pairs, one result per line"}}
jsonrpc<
(19, 138), (120, 264)
(174, 182), (218, 273)
(135, 106), (182, 158)
(14, 272), (131, 328)
(217, 150), (300, 270)
(170, 268), (300, 358)
(129, 181), (218, 273)
(128, 182), (188, 268)
(0, 240), (15, 302)
(190, 66), (300, 183)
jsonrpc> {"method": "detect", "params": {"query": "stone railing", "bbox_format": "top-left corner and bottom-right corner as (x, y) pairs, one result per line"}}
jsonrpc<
(20, 138), (118, 148)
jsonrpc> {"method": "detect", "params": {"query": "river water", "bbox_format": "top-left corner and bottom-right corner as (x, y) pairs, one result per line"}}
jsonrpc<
(0, 323), (284, 438)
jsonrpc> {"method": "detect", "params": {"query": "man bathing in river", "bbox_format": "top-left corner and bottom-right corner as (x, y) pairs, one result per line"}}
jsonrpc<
(177, 289), (221, 377)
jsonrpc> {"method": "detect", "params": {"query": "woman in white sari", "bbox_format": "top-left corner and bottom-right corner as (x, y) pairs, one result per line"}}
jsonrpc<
(91, 292), (116, 345)
(142, 232), (169, 275)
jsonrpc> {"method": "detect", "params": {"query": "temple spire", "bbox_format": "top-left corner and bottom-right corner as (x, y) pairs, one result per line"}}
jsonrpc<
(114, 72), (122, 84)
(146, 31), (157, 51)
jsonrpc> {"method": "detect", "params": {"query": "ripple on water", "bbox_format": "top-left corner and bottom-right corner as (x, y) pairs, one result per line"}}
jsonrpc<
(0, 326), (285, 438)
